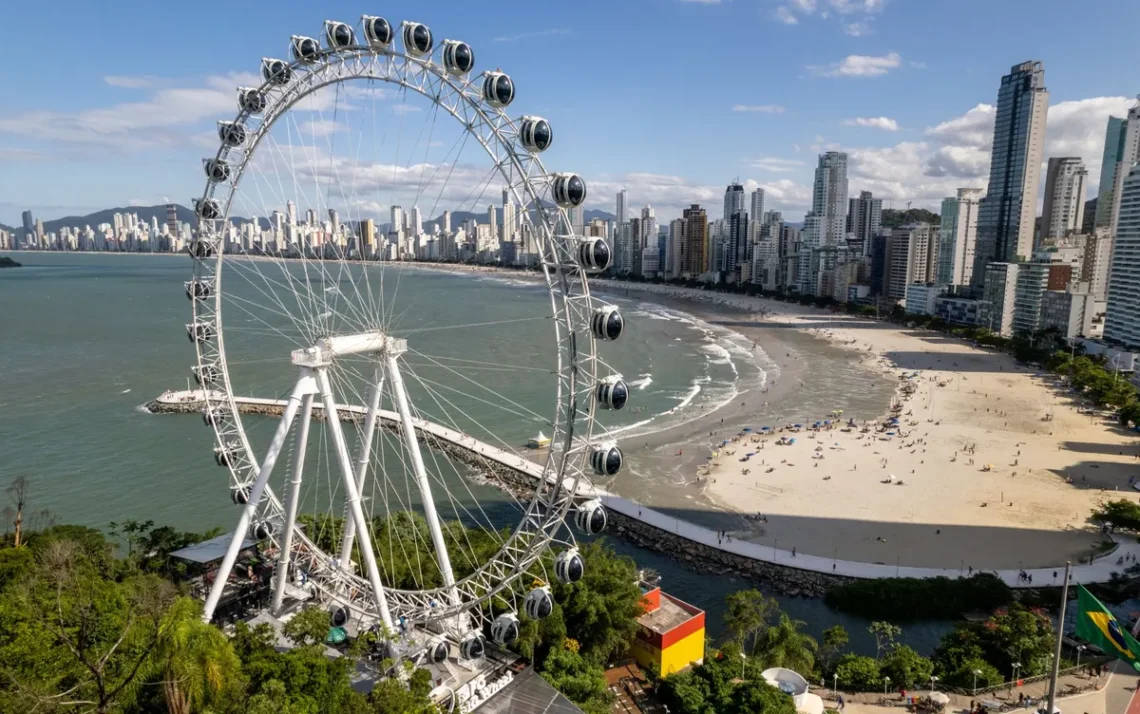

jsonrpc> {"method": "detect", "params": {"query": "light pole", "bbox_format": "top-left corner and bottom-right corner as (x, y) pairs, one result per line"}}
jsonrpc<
(973, 669), (982, 695)
(1011, 662), (1021, 695)
(1076, 645), (1086, 671)
(930, 675), (939, 694)
(834, 674), (839, 697)
(741, 651), (747, 679)
(884, 676), (891, 695)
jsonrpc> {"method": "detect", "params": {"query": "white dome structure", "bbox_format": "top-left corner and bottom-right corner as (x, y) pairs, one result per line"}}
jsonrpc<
(794, 692), (825, 714)
(761, 667), (809, 696)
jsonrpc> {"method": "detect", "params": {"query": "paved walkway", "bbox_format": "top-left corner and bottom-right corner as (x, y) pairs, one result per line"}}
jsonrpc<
(159, 390), (1137, 586)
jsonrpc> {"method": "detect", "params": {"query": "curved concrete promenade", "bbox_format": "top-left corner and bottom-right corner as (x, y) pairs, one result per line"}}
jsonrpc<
(154, 390), (1135, 587)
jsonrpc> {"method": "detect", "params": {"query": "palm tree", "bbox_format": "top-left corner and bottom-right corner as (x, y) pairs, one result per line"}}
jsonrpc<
(155, 597), (243, 714)
(752, 613), (818, 675)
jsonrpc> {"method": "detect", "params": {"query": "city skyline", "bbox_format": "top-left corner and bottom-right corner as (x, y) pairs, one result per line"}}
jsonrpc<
(2, 0), (1139, 225)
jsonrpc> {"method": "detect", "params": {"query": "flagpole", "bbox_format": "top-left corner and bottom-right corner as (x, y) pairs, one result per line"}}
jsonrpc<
(1047, 561), (1071, 714)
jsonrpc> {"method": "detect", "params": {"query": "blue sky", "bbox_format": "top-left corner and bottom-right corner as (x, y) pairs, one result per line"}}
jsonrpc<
(2, 0), (1139, 226)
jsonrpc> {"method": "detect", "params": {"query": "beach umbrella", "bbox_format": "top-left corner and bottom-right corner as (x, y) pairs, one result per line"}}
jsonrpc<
(743, 427), (753, 432)
(929, 692), (950, 705)
(793, 423), (803, 428)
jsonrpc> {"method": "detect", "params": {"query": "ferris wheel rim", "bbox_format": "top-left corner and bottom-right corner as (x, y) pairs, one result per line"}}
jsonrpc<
(186, 28), (604, 625)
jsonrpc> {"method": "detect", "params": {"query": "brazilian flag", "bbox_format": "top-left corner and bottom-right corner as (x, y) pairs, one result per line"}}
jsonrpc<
(1075, 584), (1140, 671)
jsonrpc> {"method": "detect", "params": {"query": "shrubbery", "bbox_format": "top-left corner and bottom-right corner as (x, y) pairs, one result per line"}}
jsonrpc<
(823, 574), (1012, 620)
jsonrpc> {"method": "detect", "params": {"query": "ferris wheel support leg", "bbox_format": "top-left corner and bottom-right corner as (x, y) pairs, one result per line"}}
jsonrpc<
(316, 367), (396, 631)
(271, 392), (315, 616)
(386, 354), (459, 602)
(202, 373), (316, 623)
(338, 368), (385, 568)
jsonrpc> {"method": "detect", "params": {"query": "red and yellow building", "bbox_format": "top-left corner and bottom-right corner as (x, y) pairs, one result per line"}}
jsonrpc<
(630, 580), (706, 676)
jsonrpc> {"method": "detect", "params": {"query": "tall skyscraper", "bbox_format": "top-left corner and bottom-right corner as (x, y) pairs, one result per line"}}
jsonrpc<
(501, 188), (517, 241)
(723, 183), (745, 222)
(390, 206), (404, 234)
(971, 61), (1049, 285)
(487, 204), (497, 238)
(615, 190), (627, 225)
(21, 210), (34, 240)
(328, 209), (339, 235)
(1104, 164), (1140, 349)
(409, 206), (423, 235)
(286, 200), (297, 226)
(811, 152), (849, 246)
(750, 189), (765, 225)
(1040, 157), (1088, 241)
(726, 211), (748, 279)
(936, 188), (984, 286)
(847, 190), (882, 251)
(442, 210), (451, 234)
(681, 205), (708, 276)
(1094, 100), (1140, 233)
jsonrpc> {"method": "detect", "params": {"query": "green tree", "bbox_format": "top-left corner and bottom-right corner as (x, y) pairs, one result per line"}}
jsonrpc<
(727, 678), (799, 714)
(0, 538), (176, 714)
(879, 645), (933, 689)
(752, 614), (818, 673)
(283, 606), (334, 647)
(1092, 499), (1140, 532)
(820, 624), (849, 675)
(368, 663), (436, 714)
(833, 653), (882, 692)
(153, 596), (244, 714)
(869, 621), (902, 659)
(540, 644), (613, 714)
(725, 589), (778, 653)
(553, 541), (645, 664)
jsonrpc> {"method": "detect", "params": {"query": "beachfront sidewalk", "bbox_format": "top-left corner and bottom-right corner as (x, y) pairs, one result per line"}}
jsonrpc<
(835, 668), (1113, 714)
(597, 491), (1140, 587)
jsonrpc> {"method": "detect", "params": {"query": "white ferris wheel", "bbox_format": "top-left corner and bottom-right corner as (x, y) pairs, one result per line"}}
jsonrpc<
(185, 14), (629, 666)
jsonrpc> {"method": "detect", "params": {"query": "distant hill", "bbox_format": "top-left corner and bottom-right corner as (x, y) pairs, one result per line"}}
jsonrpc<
(0, 256), (22, 268)
(881, 207), (940, 229)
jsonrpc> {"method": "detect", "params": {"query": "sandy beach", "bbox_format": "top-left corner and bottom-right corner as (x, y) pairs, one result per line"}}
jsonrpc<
(604, 283), (1140, 569)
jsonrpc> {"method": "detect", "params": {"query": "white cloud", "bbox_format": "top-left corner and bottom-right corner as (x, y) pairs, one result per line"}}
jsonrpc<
(828, 0), (885, 13)
(775, 0), (884, 25)
(807, 52), (902, 78)
(843, 19), (873, 36)
(774, 6), (799, 24)
(492, 28), (571, 42)
(104, 75), (163, 89)
(751, 156), (807, 172)
(843, 96), (1133, 210)
(392, 104), (422, 115)
(0, 72), (261, 152)
(298, 119), (343, 137)
(732, 104), (786, 114)
(842, 116), (900, 131)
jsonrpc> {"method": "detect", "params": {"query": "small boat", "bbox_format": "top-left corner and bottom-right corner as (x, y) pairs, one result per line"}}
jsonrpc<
(527, 431), (551, 448)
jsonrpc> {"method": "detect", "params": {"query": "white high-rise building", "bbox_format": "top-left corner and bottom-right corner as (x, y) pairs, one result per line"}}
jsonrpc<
(409, 206), (423, 236)
(616, 189), (627, 225)
(442, 210), (451, 234)
(1104, 164), (1140, 349)
(390, 206), (404, 234)
(287, 200), (297, 226)
(750, 189), (765, 225)
(811, 152), (849, 246)
(937, 188), (984, 286)
(1040, 157), (1087, 241)
(501, 188), (517, 242)
(487, 204), (497, 239)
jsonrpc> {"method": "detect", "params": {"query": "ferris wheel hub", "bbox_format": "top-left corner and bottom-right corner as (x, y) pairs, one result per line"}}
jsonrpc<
(290, 331), (408, 367)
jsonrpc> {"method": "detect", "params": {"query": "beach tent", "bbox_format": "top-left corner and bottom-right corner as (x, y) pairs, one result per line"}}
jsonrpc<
(794, 693), (825, 714)
(743, 427), (753, 432)
(929, 693), (950, 705)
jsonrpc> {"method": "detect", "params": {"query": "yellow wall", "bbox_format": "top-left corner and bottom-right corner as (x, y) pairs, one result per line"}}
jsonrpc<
(630, 640), (661, 674)
(660, 627), (706, 676)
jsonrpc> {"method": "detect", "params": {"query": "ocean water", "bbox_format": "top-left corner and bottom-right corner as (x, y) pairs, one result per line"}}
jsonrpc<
(0, 252), (949, 652)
